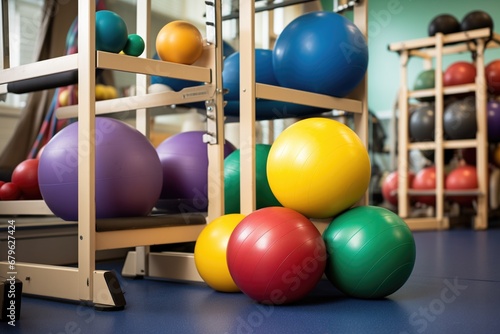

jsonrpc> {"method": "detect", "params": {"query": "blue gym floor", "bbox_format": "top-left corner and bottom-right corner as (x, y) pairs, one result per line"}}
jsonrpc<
(2, 227), (500, 334)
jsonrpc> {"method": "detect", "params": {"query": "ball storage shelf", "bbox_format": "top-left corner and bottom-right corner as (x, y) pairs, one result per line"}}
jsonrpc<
(0, 0), (369, 308)
(389, 28), (500, 230)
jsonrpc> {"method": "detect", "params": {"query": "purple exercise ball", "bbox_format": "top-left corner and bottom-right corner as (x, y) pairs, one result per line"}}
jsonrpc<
(488, 101), (500, 142)
(156, 131), (235, 211)
(38, 117), (163, 221)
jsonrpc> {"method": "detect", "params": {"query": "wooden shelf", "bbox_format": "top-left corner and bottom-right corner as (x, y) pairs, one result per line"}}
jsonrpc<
(0, 200), (53, 215)
(0, 54), (78, 85)
(256, 83), (363, 113)
(408, 139), (477, 150)
(96, 51), (210, 82)
(389, 28), (497, 52)
(409, 83), (477, 99)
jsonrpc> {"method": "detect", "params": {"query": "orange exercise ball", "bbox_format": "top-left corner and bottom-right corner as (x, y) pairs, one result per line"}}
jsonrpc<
(156, 21), (204, 65)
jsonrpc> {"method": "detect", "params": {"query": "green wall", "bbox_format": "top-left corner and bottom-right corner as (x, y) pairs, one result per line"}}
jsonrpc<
(322, 0), (500, 116)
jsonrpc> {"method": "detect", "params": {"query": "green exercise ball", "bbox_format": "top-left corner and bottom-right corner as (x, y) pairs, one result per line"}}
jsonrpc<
(224, 144), (281, 214)
(323, 206), (416, 299)
(413, 69), (436, 102)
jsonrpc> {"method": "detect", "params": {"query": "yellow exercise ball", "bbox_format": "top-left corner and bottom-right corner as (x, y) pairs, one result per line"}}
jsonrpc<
(58, 89), (70, 107)
(267, 117), (371, 218)
(95, 84), (108, 101)
(194, 213), (245, 292)
(156, 20), (204, 65)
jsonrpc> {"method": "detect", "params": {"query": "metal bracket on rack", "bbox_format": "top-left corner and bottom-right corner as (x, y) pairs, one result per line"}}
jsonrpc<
(203, 0), (220, 146)
(334, 0), (359, 13)
(203, 99), (218, 145)
(205, 1), (216, 45)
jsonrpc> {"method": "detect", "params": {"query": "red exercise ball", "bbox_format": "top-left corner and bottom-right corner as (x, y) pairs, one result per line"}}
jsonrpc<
(445, 165), (478, 206)
(0, 182), (22, 200)
(12, 158), (42, 199)
(411, 166), (438, 206)
(226, 207), (326, 305)
(443, 61), (476, 87)
(486, 60), (500, 94)
(381, 171), (415, 207)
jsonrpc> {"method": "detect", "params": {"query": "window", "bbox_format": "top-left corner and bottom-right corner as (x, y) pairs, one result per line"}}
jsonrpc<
(1, 0), (44, 108)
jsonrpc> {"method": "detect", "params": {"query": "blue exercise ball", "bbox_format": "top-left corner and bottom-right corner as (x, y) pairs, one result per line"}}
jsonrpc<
(151, 53), (200, 91)
(223, 49), (279, 101)
(273, 11), (368, 98)
(222, 40), (236, 59)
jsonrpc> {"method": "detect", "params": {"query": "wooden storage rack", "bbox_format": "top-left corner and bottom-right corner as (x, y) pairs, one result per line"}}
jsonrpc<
(0, 0), (368, 308)
(389, 28), (500, 230)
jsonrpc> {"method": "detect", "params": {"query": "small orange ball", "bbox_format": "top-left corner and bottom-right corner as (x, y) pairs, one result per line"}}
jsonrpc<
(156, 21), (204, 65)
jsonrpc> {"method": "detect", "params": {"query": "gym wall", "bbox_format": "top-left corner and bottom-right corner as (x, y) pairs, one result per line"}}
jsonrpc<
(323, 0), (500, 118)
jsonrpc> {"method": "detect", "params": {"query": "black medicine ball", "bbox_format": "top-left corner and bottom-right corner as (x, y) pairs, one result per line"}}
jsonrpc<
(460, 10), (494, 32)
(428, 14), (461, 36)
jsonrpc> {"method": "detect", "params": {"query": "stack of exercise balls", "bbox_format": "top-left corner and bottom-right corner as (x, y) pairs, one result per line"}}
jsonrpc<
(192, 11), (414, 305)
(194, 117), (415, 304)
(38, 117), (162, 221)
